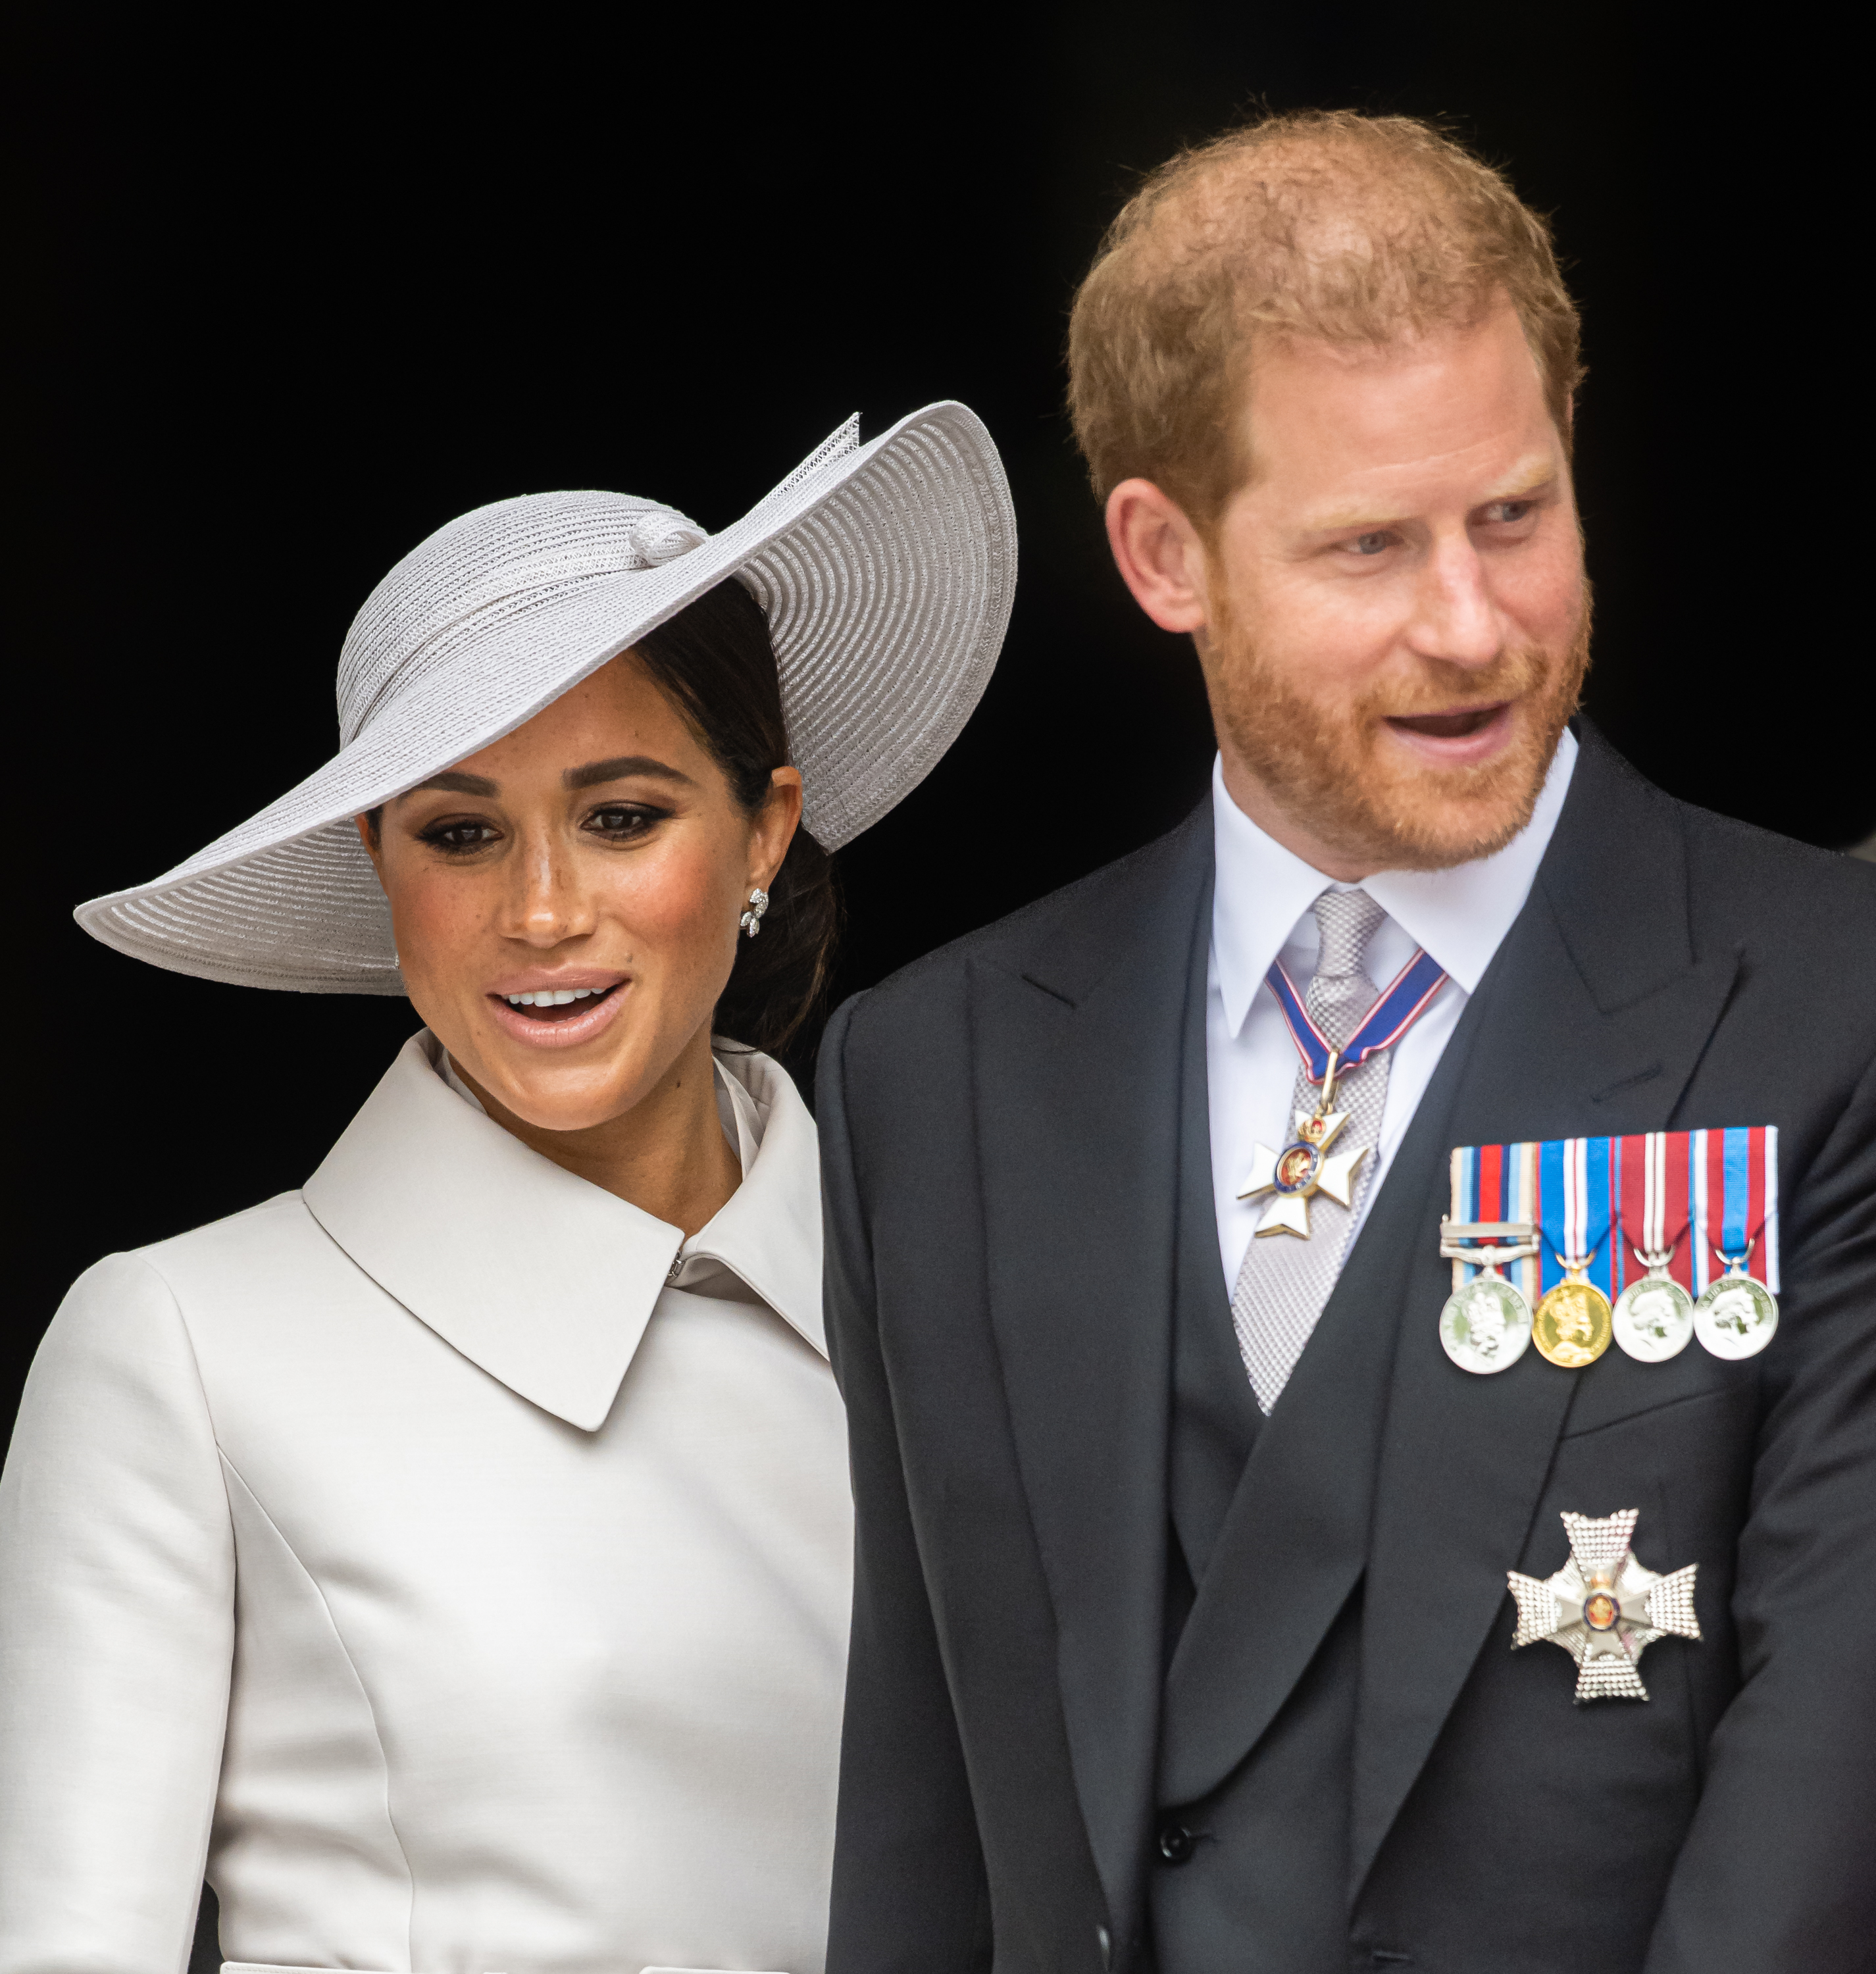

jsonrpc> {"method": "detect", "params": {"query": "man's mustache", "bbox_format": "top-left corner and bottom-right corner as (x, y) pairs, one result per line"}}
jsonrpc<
(1352, 649), (1554, 726)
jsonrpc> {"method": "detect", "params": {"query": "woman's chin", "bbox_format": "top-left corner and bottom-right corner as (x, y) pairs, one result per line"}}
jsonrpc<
(479, 1063), (655, 1137)
(440, 1024), (660, 1138)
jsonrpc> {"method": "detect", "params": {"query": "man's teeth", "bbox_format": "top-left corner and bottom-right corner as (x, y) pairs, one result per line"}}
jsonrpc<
(504, 988), (601, 1007)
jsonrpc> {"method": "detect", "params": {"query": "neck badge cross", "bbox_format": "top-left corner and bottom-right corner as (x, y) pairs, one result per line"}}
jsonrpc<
(1238, 1049), (1367, 1239)
(1508, 1508), (1700, 1702)
(1238, 948), (1449, 1240)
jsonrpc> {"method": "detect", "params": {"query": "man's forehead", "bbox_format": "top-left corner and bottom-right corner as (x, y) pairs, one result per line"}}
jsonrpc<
(1230, 307), (1565, 524)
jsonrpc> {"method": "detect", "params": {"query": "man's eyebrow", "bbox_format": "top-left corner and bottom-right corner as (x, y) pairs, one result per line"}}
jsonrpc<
(1300, 457), (1560, 534)
(564, 754), (697, 791)
(1477, 459), (1559, 503)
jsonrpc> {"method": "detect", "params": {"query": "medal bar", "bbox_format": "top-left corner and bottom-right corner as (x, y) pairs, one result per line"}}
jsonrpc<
(1440, 1126), (1781, 1374)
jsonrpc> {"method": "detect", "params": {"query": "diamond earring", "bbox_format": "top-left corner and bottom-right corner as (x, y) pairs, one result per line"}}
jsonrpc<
(740, 888), (769, 939)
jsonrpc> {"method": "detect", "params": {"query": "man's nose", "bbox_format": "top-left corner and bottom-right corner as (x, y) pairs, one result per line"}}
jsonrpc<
(1407, 537), (1503, 668)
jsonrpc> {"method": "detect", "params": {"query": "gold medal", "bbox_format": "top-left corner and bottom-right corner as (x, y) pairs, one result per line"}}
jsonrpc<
(1533, 1253), (1613, 1369)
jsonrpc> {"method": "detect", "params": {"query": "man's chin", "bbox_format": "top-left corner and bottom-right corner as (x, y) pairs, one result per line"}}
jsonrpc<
(1337, 739), (1554, 871)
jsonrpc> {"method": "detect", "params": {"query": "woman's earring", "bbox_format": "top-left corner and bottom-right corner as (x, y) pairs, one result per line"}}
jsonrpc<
(740, 888), (769, 939)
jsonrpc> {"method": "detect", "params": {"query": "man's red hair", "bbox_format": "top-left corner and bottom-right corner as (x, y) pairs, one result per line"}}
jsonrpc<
(1067, 110), (1584, 527)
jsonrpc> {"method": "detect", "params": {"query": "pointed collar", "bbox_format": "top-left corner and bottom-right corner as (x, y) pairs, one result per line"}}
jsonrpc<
(303, 1032), (823, 1431)
(674, 1045), (826, 1358)
(1210, 726), (1579, 1037)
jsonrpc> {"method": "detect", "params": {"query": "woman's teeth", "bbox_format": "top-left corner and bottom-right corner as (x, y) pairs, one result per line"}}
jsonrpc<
(505, 987), (600, 1007)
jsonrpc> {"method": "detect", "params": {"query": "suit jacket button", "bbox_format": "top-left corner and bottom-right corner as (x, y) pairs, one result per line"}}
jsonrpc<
(1158, 1820), (1194, 1864)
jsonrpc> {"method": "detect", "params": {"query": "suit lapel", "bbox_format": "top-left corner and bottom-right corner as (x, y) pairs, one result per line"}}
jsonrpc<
(968, 807), (1210, 1949)
(1350, 722), (1740, 1889)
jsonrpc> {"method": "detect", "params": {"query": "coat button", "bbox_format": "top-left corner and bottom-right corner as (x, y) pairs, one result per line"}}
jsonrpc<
(1158, 1820), (1194, 1864)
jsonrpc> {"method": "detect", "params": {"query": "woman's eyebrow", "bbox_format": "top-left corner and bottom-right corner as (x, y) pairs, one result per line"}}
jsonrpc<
(413, 769), (499, 796)
(563, 755), (697, 791)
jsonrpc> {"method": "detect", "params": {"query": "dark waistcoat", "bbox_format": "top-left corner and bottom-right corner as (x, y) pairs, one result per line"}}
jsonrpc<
(1154, 893), (1356, 1971)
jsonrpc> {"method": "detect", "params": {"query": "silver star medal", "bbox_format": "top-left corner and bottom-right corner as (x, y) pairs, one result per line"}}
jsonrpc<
(1238, 1051), (1368, 1239)
(1508, 1508), (1699, 1702)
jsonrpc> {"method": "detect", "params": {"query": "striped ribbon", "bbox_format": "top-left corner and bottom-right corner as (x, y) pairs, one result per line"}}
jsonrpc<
(1450, 1126), (1779, 1300)
(1265, 946), (1449, 1085)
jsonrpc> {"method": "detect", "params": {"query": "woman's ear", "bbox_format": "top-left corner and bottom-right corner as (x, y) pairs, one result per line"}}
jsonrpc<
(355, 812), (384, 875)
(752, 768), (805, 890)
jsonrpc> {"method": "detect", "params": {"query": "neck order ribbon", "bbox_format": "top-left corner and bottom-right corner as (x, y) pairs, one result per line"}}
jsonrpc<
(1263, 946), (1450, 1087)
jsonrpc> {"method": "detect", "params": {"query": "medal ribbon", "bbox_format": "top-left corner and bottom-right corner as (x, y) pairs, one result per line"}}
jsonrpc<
(1449, 1138), (1540, 1304)
(1454, 1127), (1779, 1304)
(1689, 1125), (1781, 1294)
(1537, 1136), (1616, 1297)
(1614, 1132), (1694, 1298)
(1264, 946), (1448, 1086)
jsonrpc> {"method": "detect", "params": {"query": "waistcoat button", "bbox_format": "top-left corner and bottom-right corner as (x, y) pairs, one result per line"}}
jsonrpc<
(1158, 1821), (1194, 1864)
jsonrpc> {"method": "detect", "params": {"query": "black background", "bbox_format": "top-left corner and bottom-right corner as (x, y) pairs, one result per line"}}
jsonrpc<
(11, 9), (1863, 1430)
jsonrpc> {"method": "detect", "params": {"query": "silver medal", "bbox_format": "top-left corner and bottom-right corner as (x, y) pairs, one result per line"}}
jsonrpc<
(1694, 1248), (1779, 1360)
(1438, 1221), (1537, 1376)
(1612, 1244), (1694, 1363)
(1440, 1273), (1533, 1374)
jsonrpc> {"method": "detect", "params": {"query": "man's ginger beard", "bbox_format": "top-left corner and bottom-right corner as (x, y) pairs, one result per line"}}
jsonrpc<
(1202, 586), (1591, 873)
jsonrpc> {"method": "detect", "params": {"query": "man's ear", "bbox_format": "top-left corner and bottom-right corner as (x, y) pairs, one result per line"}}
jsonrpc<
(1104, 478), (1211, 634)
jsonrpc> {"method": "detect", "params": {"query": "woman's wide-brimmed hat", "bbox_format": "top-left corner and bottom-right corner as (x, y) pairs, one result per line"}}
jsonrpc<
(76, 401), (1016, 993)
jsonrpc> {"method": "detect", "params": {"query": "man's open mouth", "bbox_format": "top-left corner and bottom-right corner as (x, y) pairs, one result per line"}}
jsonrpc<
(494, 983), (621, 1023)
(1386, 703), (1508, 740)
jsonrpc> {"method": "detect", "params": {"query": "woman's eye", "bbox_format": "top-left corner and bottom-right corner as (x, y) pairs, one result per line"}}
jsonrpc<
(420, 820), (499, 852)
(584, 805), (661, 839)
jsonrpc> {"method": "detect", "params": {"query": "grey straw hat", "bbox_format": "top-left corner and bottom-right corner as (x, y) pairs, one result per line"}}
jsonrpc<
(76, 401), (1016, 993)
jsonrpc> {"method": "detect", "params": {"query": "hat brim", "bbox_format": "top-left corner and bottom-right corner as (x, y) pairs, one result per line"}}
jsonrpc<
(75, 401), (1015, 992)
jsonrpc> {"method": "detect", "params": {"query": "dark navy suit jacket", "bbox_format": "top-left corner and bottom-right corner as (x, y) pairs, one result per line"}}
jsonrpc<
(819, 723), (1876, 1973)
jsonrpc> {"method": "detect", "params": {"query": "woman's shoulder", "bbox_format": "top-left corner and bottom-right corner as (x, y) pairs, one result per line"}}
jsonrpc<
(61, 1190), (349, 1332)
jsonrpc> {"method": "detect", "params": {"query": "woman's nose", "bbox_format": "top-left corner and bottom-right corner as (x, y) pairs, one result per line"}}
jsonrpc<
(504, 834), (596, 947)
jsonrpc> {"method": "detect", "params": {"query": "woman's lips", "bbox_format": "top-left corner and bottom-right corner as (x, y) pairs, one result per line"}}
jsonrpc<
(484, 980), (629, 1050)
(1382, 700), (1516, 766)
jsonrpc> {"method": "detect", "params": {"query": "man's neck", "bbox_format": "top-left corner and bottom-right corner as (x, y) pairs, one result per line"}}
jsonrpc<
(1216, 753), (1377, 883)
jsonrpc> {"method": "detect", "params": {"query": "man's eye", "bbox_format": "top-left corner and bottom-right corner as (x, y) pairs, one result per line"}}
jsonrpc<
(420, 821), (499, 852)
(1349, 531), (1392, 557)
(1486, 499), (1534, 524)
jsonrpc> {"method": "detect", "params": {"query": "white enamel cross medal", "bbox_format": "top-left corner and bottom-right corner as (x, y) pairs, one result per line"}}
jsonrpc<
(1508, 1508), (1699, 1702)
(1244, 946), (1451, 1242)
(1238, 1050), (1369, 1240)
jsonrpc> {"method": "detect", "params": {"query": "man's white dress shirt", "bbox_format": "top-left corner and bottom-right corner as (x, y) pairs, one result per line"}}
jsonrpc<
(1208, 728), (1578, 1292)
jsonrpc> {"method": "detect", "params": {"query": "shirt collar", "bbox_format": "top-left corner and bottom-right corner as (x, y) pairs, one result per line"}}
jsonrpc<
(674, 1045), (825, 1359)
(303, 1031), (824, 1432)
(1211, 725), (1578, 1037)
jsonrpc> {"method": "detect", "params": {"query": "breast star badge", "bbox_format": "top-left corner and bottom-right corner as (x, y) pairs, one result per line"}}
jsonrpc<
(1508, 1508), (1699, 1702)
(1238, 1103), (1369, 1240)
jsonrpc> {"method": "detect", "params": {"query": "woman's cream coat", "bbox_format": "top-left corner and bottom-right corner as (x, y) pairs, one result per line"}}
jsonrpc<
(0, 1035), (852, 1974)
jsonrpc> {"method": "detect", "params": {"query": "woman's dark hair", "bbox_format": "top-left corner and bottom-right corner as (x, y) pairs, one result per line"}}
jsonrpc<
(635, 576), (840, 1055)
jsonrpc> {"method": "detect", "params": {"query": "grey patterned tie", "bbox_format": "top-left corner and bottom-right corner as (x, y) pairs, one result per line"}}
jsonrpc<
(1231, 887), (1392, 1413)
